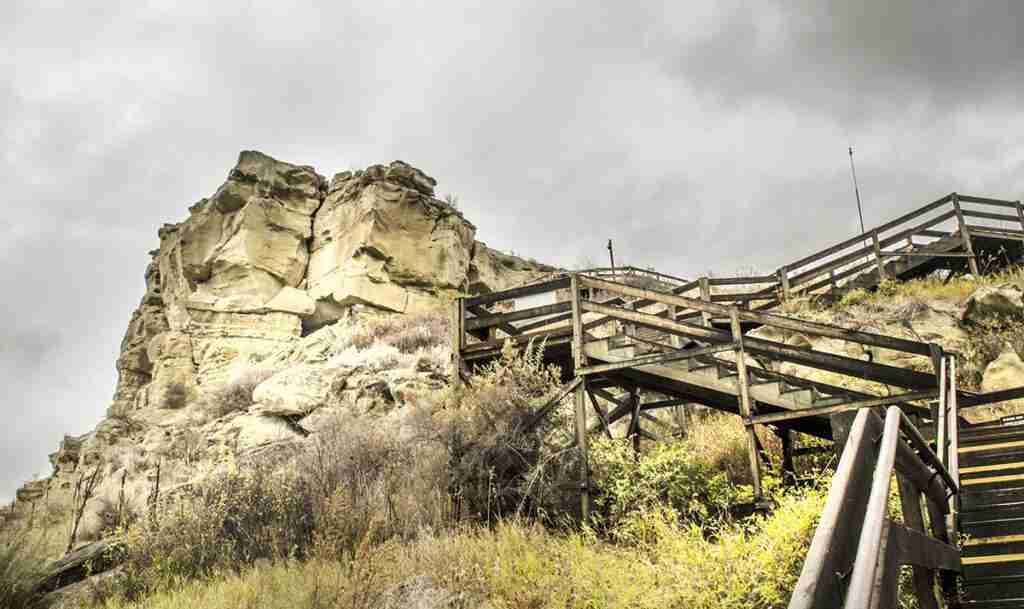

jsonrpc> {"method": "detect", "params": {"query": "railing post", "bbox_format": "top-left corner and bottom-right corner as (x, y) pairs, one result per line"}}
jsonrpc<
(450, 297), (465, 388)
(778, 267), (791, 301)
(948, 356), (960, 540)
(699, 276), (712, 326)
(1016, 200), (1024, 232)
(872, 229), (889, 281)
(935, 355), (948, 470)
(730, 308), (763, 502)
(952, 193), (980, 275)
(897, 476), (941, 609)
(569, 273), (590, 520)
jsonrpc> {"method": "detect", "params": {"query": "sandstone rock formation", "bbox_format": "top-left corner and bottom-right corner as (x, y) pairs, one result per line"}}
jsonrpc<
(5, 151), (556, 561)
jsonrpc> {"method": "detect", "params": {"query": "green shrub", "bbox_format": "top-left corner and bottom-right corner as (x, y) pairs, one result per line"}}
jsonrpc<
(436, 340), (578, 522)
(590, 437), (744, 536)
(0, 527), (46, 609)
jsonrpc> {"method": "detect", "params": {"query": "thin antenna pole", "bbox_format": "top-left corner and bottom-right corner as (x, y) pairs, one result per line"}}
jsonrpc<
(607, 239), (616, 272)
(849, 147), (866, 237)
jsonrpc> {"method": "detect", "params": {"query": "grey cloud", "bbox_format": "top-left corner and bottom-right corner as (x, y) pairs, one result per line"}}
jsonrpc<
(3, 1), (1024, 501)
(670, 1), (1024, 124)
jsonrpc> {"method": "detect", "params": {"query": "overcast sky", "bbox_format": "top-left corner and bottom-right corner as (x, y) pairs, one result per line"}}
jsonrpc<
(3, 1), (1023, 502)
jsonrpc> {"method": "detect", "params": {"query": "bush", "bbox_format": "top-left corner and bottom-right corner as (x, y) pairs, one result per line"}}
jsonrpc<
(203, 366), (280, 418)
(116, 411), (446, 600)
(435, 341), (578, 522)
(590, 437), (744, 537)
(0, 527), (46, 609)
(347, 310), (448, 354)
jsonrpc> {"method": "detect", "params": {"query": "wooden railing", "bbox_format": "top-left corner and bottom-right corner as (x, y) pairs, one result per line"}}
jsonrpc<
(579, 193), (1023, 322)
(789, 355), (961, 609)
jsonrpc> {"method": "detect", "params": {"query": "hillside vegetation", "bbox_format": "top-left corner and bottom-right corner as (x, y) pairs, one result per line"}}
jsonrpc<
(9, 267), (1024, 608)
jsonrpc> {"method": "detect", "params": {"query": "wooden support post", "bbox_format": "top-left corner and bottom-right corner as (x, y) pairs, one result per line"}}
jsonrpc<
(871, 229), (888, 281)
(1016, 200), (1024, 232)
(948, 356), (960, 540)
(668, 304), (682, 348)
(450, 298), (464, 388)
(630, 386), (642, 459)
(935, 355), (948, 468)
(699, 277), (712, 326)
(780, 428), (796, 486)
(829, 269), (836, 290)
(778, 267), (791, 301)
(897, 477), (941, 609)
(730, 308), (763, 501)
(569, 274), (590, 520)
(952, 193), (980, 275)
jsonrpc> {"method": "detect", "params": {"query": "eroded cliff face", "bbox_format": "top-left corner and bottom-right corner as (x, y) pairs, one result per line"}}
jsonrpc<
(110, 151), (554, 414)
(4, 151), (556, 542)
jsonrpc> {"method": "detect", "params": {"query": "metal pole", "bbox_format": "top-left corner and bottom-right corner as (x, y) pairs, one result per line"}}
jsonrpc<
(606, 239), (616, 273)
(849, 146), (867, 237)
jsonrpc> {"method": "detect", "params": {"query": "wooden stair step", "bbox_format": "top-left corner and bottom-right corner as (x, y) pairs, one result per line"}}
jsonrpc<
(961, 440), (1024, 455)
(962, 449), (1024, 469)
(961, 428), (1024, 446)
(963, 473), (1024, 489)
(962, 573), (1024, 601)
(963, 553), (1024, 579)
(963, 516), (1024, 540)
(962, 486), (1024, 511)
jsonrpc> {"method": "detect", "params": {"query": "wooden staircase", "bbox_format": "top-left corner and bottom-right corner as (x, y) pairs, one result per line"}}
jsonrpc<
(960, 423), (1024, 608)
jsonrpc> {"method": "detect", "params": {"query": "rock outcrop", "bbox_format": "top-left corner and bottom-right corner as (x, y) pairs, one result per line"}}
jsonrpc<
(7, 151), (556, 560)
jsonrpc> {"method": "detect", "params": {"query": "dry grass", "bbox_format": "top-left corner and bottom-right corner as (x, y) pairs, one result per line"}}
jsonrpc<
(201, 366), (281, 418)
(347, 310), (449, 354)
(90, 483), (827, 609)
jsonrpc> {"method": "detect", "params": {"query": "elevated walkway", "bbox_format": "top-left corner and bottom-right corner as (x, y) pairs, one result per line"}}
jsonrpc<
(450, 191), (1024, 608)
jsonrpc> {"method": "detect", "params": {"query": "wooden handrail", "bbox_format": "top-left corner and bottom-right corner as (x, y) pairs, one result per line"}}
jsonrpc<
(789, 403), (960, 608)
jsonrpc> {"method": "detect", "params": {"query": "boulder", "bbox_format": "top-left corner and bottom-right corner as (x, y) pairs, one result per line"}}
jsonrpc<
(250, 364), (342, 417)
(982, 346), (1024, 396)
(962, 285), (1024, 323)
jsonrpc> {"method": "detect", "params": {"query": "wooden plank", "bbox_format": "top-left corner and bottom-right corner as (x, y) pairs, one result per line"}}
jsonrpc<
(450, 299), (464, 388)
(888, 520), (961, 572)
(699, 277), (712, 326)
(570, 274), (589, 520)
(964, 225), (1024, 239)
(731, 308), (762, 501)
(788, 409), (881, 609)
(918, 229), (952, 238)
(844, 408), (902, 608)
(461, 326), (572, 358)
(1017, 200), (1024, 231)
(587, 389), (613, 439)
(704, 276), (774, 286)
(778, 267), (791, 300)
(958, 194), (1020, 208)
(521, 377), (583, 432)
(466, 304), (520, 337)
(464, 301), (571, 330)
(584, 298), (939, 390)
(581, 274), (935, 356)
(897, 477), (941, 609)
(784, 193), (953, 272)
(464, 276), (570, 307)
(872, 230), (888, 280)
(575, 342), (736, 376)
(640, 398), (689, 411)
(708, 291), (777, 302)
(877, 251), (972, 258)
(953, 194), (980, 275)
(789, 210), (957, 288)
(749, 390), (937, 425)
(961, 208), (1020, 223)
(515, 311), (573, 333)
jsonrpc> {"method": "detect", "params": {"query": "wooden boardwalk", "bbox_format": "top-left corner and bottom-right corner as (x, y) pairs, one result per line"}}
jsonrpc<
(450, 191), (1024, 607)
(451, 192), (1024, 507)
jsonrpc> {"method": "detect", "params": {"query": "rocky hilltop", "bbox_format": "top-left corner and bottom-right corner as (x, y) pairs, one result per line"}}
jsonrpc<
(7, 151), (554, 541)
